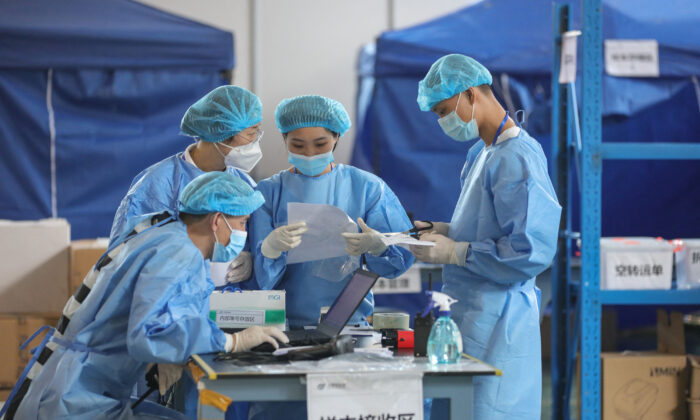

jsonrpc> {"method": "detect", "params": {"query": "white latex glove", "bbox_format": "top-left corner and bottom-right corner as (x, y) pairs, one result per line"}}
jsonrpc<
(411, 233), (468, 266)
(232, 326), (290, 352)
(226, 251), (252, 283)
(261, 222), (308, 259)
(152, 363), (183, 396)
(341, 218), (388, 256)
(414, 220), (450, 236)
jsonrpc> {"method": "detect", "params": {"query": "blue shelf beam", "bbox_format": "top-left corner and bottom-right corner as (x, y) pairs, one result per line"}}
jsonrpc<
(600, 289), (700, 305)
(599, 143), (700, 160)
(580, 0), (603, 418)
(550, 4), (572, 420)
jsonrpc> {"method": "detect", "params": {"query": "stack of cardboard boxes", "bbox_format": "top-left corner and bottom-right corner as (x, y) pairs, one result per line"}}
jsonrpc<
(0, 219), (107, 401)
(690, 356), (700, 420)
(598, 310), (698, 420)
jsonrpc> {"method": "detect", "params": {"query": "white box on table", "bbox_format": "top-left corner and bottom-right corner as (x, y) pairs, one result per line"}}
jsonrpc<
(209, 290), (286, 330)
(0, 218), (70, 313)
(600, 237), (673, 290)
(674, 239), (700, 289)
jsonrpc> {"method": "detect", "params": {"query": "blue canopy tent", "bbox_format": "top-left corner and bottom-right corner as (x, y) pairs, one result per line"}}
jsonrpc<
(353, 0), (700, 240)
(0, 0), (234, 239)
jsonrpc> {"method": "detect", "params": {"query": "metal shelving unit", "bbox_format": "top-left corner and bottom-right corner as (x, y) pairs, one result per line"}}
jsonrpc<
(550, 1), (700, 419)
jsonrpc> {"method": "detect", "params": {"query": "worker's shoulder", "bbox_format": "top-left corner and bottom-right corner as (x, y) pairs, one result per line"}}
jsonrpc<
(131, 222), (202, 266)
(336, 164), (386, 185)
(490, 130), (546, 165)
(256, 170), (285, 191)
(131, 154), (182, 184)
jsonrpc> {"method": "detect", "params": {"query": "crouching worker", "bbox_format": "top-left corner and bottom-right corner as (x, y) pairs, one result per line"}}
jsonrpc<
(1, 172), (288, 420)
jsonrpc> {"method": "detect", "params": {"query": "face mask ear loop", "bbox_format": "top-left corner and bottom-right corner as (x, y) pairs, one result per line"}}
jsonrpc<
(470, 96), (475, 122)
(454, 91), (462, 112)
(214, 142), (228, 159)
(212, 213), (221, 246)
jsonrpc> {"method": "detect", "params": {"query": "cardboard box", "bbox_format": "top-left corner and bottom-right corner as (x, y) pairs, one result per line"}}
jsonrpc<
(70, 238), (109, 294)
(1, 388), (12, 403)
(600, 237), (673, 290)
(675, 239), (700, 289)
(209, 290), (285, 330)
(0, 314), (59, 387)
(689, 398), (700, 420)
(602, 352), (688, 420)
(690, 355), (700, 400)
(0, 219), (70, 313)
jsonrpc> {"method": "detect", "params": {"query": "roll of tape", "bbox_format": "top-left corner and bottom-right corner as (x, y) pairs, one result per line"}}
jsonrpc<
(373, 312), (410, 330)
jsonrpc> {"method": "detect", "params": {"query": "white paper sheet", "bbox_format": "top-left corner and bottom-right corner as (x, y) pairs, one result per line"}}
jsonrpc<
(381, 233), (435, 248)
(286, 203), (357, 264)
(307, 371), (423, 420)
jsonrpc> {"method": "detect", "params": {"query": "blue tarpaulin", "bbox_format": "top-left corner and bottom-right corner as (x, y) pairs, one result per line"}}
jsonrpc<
(353, 0), (700, 240)
(0, 0), (234, 238)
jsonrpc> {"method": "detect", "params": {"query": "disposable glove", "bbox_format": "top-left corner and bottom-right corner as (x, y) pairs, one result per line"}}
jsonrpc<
(261, 222), (308, 259)
(232, 326), (289, 352)
(226, 251), (252, 283)
(414, 220), (450, 236)
(341, 218), (388, 256)
(410, 233), (468, 266)
(145, 363), (183, 396)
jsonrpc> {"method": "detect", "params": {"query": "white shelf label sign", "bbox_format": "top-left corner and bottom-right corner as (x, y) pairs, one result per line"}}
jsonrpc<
(373, 265), (422, 295)
(604, 39), (659, 77)
(559, 30), (581, 84)
(307, 372), (423, 420)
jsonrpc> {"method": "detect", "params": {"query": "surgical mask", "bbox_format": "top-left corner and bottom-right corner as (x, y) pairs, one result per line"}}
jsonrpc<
(288, 150), (334, 176)
(212, 217), (247, 263)
(438, 92), (479, 142)
(215, 131), (263, 173)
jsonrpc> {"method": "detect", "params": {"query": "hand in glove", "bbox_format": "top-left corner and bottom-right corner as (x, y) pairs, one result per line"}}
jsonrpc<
(226, 251), (252, 283)
(146, 363), (183, 396)
(410, 233), (468, 266)
(414, 220), (450, 236)
(261, 222), (308, 259)
(341, 218), (388, 256)
(232, 326), (289, 352)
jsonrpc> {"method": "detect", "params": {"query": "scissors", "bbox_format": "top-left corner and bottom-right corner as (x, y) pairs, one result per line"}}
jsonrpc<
(383, 221), (434, 239)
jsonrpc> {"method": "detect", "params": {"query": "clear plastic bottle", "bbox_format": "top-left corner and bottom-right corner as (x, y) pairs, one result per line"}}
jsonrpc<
(427, 315), (462, 364)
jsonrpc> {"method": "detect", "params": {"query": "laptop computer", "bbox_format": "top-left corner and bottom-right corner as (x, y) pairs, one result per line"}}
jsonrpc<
(250, 268), (380, 351)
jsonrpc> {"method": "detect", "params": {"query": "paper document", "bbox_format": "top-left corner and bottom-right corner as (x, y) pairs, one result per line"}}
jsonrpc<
(381, 233), (435, 248)
(272, 345), (313, 356)
(287, 203), (357, 264)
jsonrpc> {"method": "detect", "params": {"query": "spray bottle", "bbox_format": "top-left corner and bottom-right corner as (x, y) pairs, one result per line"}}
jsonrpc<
(425, 291), (463, 364)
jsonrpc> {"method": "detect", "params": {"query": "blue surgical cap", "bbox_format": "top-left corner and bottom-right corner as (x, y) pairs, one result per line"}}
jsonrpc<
(275, 95), (351, 136)
(179, 172), (264, 216)
(417, 54), (492, 112)
(181, 85), (262, 143)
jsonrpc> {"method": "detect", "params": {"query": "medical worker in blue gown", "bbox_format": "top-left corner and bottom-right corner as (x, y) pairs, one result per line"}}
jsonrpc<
(5, 172), (288, 420)
(411, 54), (561, 420)
(246, 95), (415, 420)
(110, 85), (264, 285)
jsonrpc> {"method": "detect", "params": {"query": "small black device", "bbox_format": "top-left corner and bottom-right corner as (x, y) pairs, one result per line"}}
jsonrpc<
(250, 269), (380, 351)
(413, 311), (435, 357)
(414, 272), (435, 357)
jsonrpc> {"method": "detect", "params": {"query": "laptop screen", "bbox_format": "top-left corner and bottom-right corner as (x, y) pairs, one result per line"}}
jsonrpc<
(317, 269), (379, 337)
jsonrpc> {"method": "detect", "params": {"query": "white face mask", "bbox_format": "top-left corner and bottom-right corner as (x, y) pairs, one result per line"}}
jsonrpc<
(216, 131), (264, 173)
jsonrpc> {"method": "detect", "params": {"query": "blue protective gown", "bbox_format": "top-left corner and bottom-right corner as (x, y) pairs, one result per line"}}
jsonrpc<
(246, 164), (414, 420)
(248, 164), (415, 328)
(14, 221), (227, 420)
(107, 149), (254, 419)
(442, 128), (560, 420)
(110, 149), (254, 244)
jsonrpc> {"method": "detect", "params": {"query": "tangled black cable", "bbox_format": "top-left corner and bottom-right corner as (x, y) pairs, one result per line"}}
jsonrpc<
(212, 335), (354, 366)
